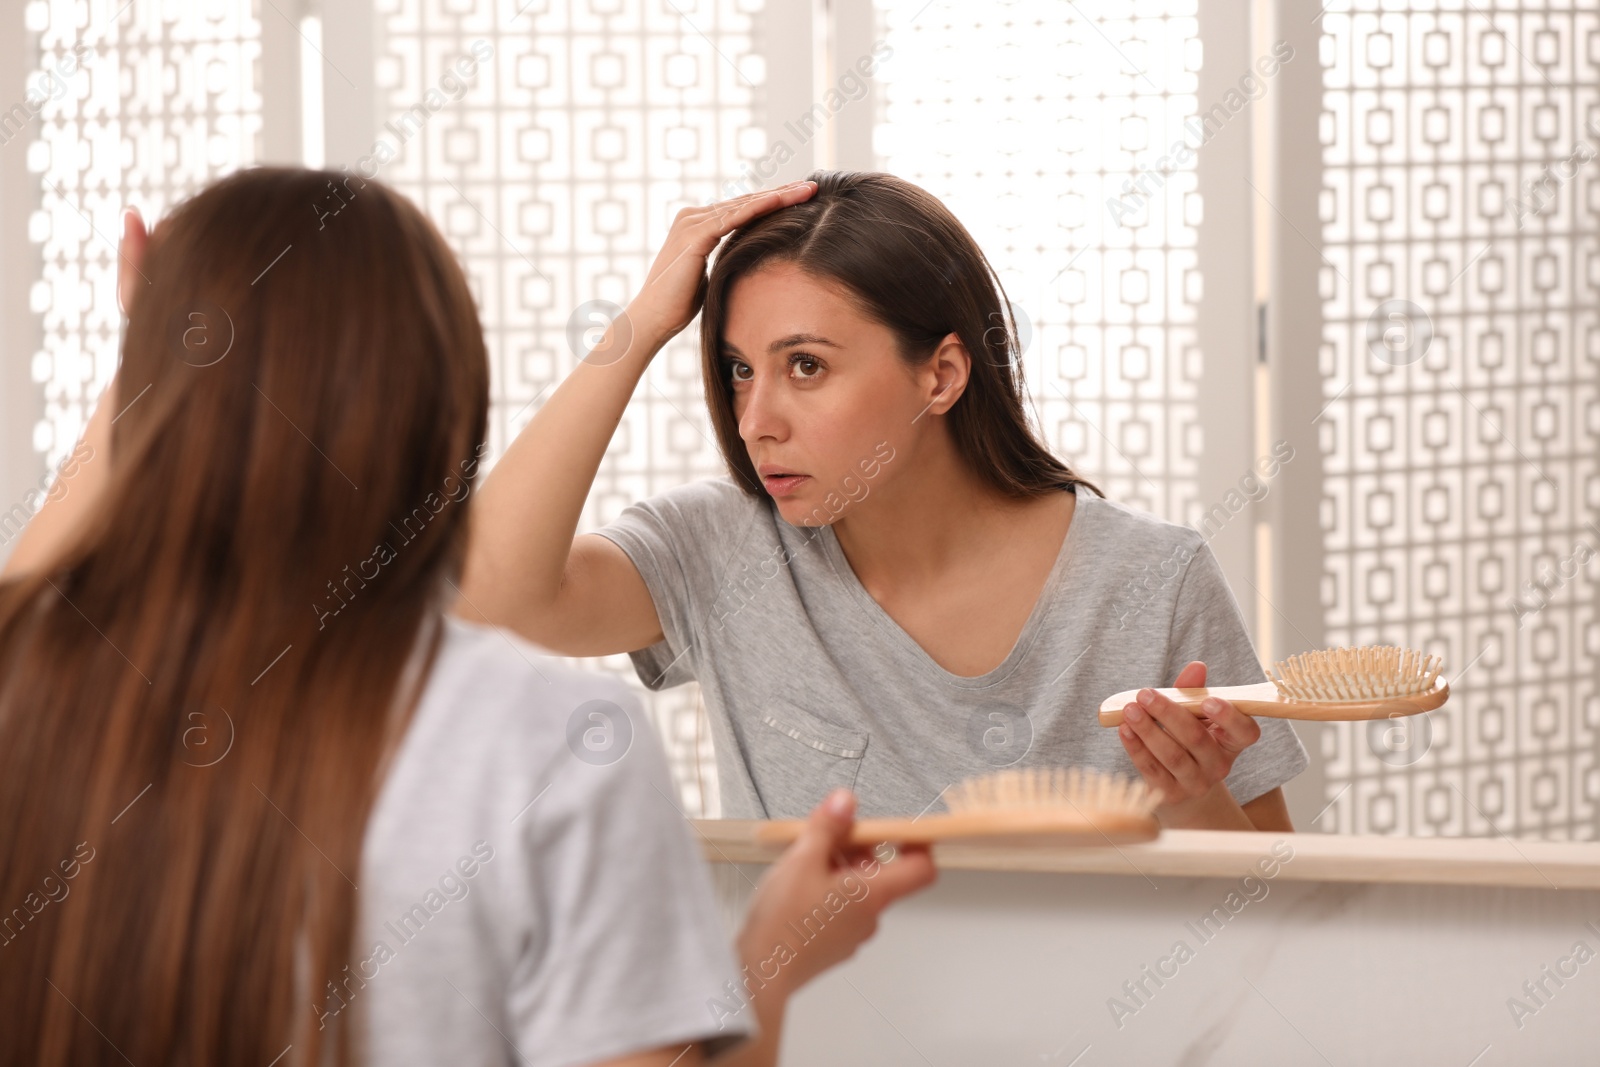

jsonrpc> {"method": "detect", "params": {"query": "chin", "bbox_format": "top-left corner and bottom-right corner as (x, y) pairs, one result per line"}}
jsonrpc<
(773, 498), (827, 527)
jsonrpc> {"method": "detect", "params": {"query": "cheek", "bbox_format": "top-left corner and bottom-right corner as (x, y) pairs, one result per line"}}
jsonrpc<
(799, 399), (874, 466)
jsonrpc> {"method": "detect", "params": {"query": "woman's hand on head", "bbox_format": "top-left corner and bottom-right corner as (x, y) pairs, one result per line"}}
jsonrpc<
(736, 789), (936, 1000)
(625, 181), (817, 351)
(1115, 660), (1262, 828)
(119, 207), (149, 316)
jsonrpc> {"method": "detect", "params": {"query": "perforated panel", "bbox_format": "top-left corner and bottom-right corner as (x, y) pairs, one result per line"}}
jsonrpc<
(372, 0), (768, 814)
(873, 0), (1203, 523)
(1317, 4), (1600, 838)
(23, 0), (262, 467)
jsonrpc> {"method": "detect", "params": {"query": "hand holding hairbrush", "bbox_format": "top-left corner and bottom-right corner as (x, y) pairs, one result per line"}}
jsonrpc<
(1099, 645), (1448, 727)
(719, 766), (1163, 848)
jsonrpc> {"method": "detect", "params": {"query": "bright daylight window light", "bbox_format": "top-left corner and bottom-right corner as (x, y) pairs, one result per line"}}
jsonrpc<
(300, 14), (325, 168)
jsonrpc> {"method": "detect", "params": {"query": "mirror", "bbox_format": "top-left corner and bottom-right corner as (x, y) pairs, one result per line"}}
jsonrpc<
(9, 3), (1590, 843)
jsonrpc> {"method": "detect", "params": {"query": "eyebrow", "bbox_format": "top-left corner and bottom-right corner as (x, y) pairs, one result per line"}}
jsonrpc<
(721, 333), (843, 358)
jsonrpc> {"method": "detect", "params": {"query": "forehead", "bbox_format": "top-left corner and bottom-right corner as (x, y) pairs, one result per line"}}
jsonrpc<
(722, 261), (879, 348)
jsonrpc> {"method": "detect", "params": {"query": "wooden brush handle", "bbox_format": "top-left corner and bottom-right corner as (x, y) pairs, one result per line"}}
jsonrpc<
(1098, 680), (1449, 726)
(749, 816), (959, 846)
(710, 810), (1159, 848)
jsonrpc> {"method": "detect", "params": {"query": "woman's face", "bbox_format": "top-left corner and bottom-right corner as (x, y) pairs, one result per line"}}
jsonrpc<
(720, 261), (942, 526)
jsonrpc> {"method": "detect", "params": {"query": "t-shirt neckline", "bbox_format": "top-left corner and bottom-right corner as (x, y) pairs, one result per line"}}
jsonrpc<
(816, 487), (1093, 690)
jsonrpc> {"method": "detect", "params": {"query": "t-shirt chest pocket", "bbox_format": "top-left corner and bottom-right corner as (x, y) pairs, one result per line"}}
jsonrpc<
(744, 701), (870, 819)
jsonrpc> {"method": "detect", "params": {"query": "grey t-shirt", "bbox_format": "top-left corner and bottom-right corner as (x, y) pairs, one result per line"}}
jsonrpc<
(350, 614), (753, 1066)
(595, 478), (1308, 820)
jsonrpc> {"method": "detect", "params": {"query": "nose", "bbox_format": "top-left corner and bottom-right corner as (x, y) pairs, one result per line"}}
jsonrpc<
(736, 370), (789, 447)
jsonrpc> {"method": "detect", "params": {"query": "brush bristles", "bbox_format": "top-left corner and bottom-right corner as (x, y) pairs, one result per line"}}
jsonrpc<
(944, 766), (1161, 817)
(1269, 645), (1444, 703)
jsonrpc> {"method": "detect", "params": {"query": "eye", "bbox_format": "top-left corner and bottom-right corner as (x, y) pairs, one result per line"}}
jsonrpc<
(789, 353), (822, 378)
(727, 359), (753, 383)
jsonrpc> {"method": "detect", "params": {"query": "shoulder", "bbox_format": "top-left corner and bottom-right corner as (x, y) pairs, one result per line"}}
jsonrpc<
(596, 475), (771, 571)
(429, 613), (635, 709)
(1073, 490), (1206, 563)
(409, 615), (653, 777)
(625, 474), (766, 528)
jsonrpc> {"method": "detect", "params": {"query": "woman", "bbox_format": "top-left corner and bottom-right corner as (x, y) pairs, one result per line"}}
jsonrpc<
(459, 171), (1307, 830)
(0, 169), (935, 1066)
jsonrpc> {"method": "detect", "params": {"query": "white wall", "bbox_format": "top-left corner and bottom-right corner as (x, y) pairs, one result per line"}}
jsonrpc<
(716, 862), (1600, 1065)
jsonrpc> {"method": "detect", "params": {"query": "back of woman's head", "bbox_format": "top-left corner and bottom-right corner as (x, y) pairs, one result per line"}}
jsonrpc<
(700, 169), (1098, 500)
(0, 167), (488, 1064)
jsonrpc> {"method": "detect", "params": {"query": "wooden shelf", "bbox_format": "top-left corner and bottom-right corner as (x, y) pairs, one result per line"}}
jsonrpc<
(691, 821), (1600, 890)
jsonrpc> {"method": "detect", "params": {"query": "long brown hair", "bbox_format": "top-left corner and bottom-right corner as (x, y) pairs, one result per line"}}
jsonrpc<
(0, 167), (489, 1065)
(700, 169), (1100, 500)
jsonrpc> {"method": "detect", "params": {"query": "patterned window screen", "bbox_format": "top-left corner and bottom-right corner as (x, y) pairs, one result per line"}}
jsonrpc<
(873, 0), (1203, 523)
(1317, 4), (1599, 838)
(25, 0), (262, 470)
(371, 0), (767, 815)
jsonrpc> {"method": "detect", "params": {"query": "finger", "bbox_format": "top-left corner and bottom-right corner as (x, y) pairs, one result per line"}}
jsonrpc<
(858, 844), (937, 907)
(1198, 697), (1261, 753)
(661, 185), (795, 241)
(1118, 724), (1177, 801)
(1123, 697), (1207, 791)
(1172, 659), (1207, 688)
(1153, 706), (1233, 784)
(683, 181), (803, 215)
(117, 207), (149, 317)
(1136, 691), (1233, 784)
(700, 180), (816, 236)
(1136, 687), (1212, 750)
(792, 788), (856, 866)
(662, 182), (814, 262)
(710, 178), (816, 213)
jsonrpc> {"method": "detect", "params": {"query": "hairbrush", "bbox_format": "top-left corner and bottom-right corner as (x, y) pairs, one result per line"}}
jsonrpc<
(723, 766), (1161, 847)
(1099, 645), (1448, 726)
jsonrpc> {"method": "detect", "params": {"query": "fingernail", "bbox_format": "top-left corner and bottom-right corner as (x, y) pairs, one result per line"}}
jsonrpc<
(1137, 689), (1156, 708)
(1202, 698), (1224, 715)
(1118, 723), (1133, 739)
(1124, 703), (1144, 724)
(827, 789), (853, 816)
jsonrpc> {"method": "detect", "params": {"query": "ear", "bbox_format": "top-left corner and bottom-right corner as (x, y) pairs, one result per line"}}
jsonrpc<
(916, 332), (971, 418)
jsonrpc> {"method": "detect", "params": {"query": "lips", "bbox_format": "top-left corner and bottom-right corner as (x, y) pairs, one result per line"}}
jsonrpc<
(756, 464), (804, 479)
(757, 466), (810, 498)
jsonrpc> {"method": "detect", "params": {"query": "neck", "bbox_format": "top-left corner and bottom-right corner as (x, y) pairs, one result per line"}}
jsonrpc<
(829, 431), (1016, 587)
